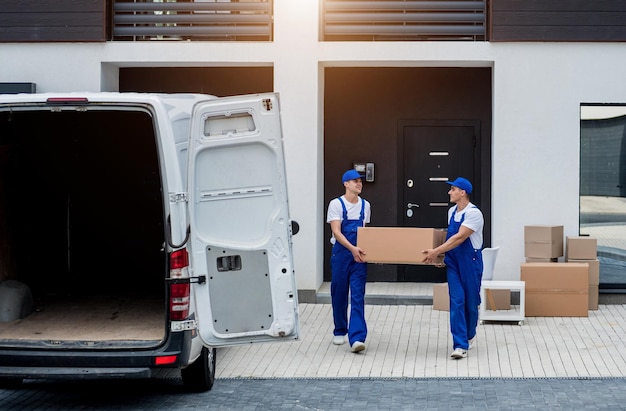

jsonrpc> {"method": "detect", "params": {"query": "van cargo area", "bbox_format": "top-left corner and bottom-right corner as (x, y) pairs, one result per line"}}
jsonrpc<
(0, 107), (167, 347)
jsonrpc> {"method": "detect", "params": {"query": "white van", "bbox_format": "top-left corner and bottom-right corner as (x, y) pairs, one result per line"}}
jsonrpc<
(0, 92), (300, 392)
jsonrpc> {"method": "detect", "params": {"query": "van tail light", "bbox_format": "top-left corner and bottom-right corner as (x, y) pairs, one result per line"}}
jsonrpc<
(170, 248), (189, 270)
(155, 355), (178, 365)
(169, 249), (190, 321)
(170, 283), (190, 321)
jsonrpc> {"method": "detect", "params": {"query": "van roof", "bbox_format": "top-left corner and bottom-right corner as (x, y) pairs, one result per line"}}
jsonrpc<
(0, 91), (218, 106)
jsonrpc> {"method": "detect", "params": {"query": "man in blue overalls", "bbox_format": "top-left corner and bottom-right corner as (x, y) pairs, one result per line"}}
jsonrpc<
(326, 169), (371, 353)
(423, 177), (484, 359)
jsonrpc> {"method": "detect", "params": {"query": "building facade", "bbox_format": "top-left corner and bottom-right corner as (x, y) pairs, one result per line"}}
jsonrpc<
(1, 1), (626, 300)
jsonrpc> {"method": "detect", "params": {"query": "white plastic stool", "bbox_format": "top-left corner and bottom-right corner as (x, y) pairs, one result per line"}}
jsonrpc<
(479, 280), (525, 325)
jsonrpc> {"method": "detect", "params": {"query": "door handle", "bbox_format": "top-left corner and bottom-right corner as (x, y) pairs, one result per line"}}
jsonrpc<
(407, 203), (420, 209)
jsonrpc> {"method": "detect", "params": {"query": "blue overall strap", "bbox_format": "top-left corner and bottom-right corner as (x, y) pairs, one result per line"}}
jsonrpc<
(446, 205), (480, 249)
(446, 206), (458, 241)
(337, 197), (365, 247)
(338, 196), (348, 221)
(358, 198), (365, 223)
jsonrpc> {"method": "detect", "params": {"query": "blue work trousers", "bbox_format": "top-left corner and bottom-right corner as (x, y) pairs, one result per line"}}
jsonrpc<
(446, 247), (483, 350)
(331, 245), (367, 345)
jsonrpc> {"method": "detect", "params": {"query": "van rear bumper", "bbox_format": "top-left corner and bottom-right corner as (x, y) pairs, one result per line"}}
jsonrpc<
(0, 366), (152, 380)
(0, 330), (193, 380)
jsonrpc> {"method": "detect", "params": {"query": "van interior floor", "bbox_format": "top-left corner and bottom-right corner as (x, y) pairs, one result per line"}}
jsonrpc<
(0, 296), (165, 342)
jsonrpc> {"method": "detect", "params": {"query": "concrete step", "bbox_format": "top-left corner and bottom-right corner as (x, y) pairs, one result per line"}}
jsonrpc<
(312, 282), (626, 305)
(315, 291), (433, 305)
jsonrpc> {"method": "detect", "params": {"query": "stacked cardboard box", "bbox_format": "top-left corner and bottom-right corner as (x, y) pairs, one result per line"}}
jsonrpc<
(433, 282), (510, 311)
(522, 226), (590, 317)
(432, 283), (449, 311)
(356, 227), (446, 265)
(524, 225), (564, 260)
(525, 257), (559, 263)
(521, 262), (589, 317)
(565, 236), (599, 310)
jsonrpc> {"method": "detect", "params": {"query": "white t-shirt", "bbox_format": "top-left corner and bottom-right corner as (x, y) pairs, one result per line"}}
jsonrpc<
(326, 195), (371, 244)
(447, 203), (484, 250)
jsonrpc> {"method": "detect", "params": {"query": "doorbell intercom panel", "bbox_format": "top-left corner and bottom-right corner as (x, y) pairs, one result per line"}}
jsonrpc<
(353, 162), (375, 182)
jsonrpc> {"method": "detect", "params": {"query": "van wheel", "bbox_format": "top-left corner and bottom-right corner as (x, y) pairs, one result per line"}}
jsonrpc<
(181, 346), (216, 392)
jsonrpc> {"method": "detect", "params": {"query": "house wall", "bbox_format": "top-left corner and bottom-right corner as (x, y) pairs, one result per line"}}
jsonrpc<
(1, 0), (626, 292)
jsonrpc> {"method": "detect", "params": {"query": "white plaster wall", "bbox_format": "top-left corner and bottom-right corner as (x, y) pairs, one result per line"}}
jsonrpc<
(272, 0), (323, 291)
(1, 1), (626, 288)
(0, 43), (105, 92)
(491, 43), (626, 280)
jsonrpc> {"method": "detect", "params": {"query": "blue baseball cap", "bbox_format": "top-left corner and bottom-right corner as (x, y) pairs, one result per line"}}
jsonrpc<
(446, 177), (473, 194)
(342, 169), (364, 183)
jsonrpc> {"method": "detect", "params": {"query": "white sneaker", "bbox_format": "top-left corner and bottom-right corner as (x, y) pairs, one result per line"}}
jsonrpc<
(450, 347), (467, 359)
(351, 341), (366, 353)
(332, 335), (345, 345)
(469, 337), (476, 350)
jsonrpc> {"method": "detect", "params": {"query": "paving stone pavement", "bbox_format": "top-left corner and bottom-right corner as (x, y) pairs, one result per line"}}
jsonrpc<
(2, 376), (626, 410)
(5, 299), (626, 410)
(5, 272), (626, 410)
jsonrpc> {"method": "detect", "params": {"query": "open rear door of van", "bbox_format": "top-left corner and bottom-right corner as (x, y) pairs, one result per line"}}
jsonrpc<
(188, 93), (300, 347)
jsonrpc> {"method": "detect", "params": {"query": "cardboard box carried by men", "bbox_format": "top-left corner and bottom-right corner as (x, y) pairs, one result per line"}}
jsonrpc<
(356, 227), (447, 265)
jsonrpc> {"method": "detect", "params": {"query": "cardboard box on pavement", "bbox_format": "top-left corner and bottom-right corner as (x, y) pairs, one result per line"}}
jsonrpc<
(521, 262), (588, 317)
(564, 259), (599, 310)
(589, 285), (599, 310)
(433, 282), (510, 311)
(357, 227), (446, 265)
(566, 258), (599, 286)
(433, 283), (449, 311)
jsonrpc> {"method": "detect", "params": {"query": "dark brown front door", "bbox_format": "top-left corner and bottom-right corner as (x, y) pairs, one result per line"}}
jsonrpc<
(397, 120), (480, 281)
